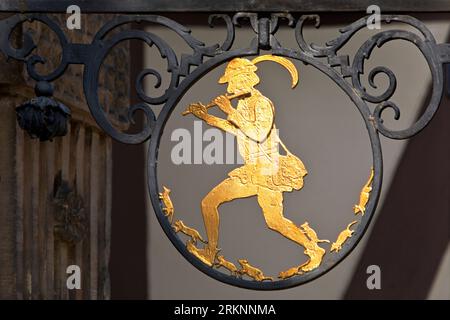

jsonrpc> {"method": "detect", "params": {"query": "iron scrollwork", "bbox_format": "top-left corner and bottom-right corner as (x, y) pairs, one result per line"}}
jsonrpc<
(0, 13), (237, 144)
(293, 14), (444, 140)
(1, 12), (449, 290)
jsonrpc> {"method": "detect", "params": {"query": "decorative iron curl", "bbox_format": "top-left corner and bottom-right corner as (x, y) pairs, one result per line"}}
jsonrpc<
(208, 14), (235, 52)
(295, 14), (444, 140)
(82, 15), (236, 144)
(83, 28), (176, 144)
(0, 14), (69, 81)
(373, 101), (401, 138)
(295, 14), (436, 57)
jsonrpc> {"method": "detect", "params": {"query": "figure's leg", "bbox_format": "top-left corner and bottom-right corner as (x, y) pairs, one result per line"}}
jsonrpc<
(257, 188), (325, 272)
(192, 178), (257, 265)
(257, 189), (310, 246)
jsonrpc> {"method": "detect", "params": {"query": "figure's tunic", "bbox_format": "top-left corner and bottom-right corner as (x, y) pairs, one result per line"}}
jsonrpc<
(226, 91), (307, 192)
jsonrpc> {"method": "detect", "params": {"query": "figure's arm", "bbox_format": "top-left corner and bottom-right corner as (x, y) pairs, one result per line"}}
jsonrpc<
(204, 115), (238, 135)
(184, 102), (237, 135)
(227, 97), (274, 142)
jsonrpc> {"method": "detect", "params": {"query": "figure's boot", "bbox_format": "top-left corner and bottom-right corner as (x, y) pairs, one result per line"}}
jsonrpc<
(300, 242), (326, 272)
(186, 241), (218, 267)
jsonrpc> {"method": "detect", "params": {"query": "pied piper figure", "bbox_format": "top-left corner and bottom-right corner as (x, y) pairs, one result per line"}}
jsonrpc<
(183, 55), (326, 272)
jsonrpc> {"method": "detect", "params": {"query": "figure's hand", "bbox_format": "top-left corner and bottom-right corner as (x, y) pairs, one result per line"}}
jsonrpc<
(213, 95), (233, 114)
(183, 102), (208, 119)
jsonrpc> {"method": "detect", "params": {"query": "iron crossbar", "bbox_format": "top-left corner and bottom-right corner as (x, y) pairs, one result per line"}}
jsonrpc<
(1, 0), (450, 13)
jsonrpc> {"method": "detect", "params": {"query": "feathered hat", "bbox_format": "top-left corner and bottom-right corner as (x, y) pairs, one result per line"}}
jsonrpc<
(218, 55), (298, 88)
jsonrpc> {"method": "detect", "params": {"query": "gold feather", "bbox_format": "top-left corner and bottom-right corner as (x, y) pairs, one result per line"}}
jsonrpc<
(251, 55), (299, 88)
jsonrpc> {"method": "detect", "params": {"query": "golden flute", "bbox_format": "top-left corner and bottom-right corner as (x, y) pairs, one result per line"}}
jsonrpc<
(182, 91), (250, 115)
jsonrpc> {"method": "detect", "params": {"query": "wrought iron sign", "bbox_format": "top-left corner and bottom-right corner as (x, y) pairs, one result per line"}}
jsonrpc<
(1, 1), (450, 290)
